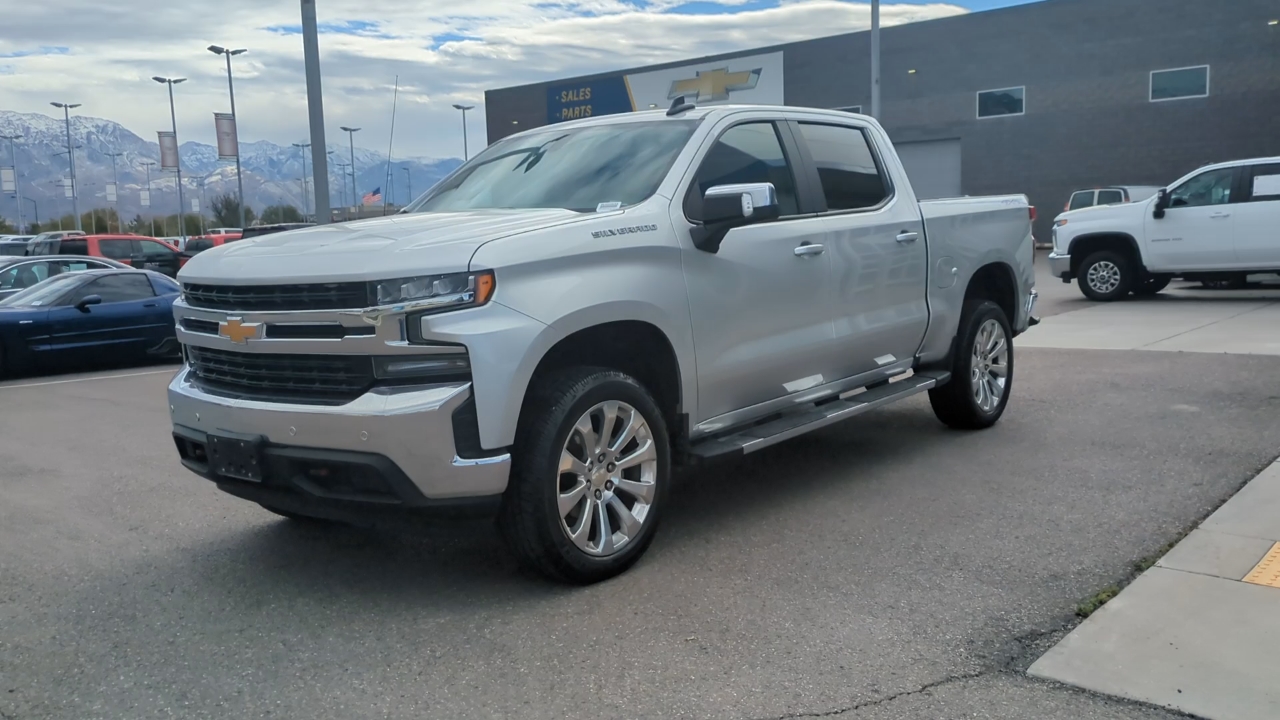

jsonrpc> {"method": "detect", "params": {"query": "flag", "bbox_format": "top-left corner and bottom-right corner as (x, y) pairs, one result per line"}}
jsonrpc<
(362, 187), (382, 205)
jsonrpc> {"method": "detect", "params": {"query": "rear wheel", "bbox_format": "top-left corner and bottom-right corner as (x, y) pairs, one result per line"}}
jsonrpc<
(500, 368), (670, 584)
(1077, 250), (1133, 301)
(929, 300), (1013, 430)
(1133, 275), (1171, 296)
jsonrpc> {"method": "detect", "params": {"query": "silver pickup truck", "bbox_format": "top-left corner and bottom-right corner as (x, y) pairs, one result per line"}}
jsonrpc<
(169, 104), (1037, 583)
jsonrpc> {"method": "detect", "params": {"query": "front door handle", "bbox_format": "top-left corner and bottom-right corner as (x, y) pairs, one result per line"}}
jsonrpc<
(1209, 212), (1231, 219)
(794, 243), (826, 258)
(896, 231), (920, 244)
(143, 302), (158, 308)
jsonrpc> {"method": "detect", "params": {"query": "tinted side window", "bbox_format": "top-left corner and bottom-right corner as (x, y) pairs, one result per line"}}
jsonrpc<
(139, 240), (175, 257)
(1169, 168), (1235, 208)
(150, 274), (181, 295)
(78, 274), (156, 303)
(797, 123), (890, 211)
(1248, 164), (1280, 202)
(685, 122), (799, 222)
(1096, 190), (1124, 205)
(98, 239), (134, 260)
(186, 239), (214, 253)
(0, 262), (52, 290)
(60, 239), (88, 255)
(1068, 192), (1094, 210)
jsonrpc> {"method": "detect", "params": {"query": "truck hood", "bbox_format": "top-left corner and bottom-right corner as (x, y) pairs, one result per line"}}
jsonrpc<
(1056, 200), (1148, 225)
(177, 209), (583, 284)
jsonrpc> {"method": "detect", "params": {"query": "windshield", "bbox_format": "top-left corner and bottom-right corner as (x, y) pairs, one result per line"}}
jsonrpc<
(0, 273), (85, 307)
(406, 120), (697, 213)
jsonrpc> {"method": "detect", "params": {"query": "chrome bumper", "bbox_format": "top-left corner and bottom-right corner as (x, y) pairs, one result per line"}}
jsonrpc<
(1048, 251), (1072, 279)
(167, 368), (510, 500)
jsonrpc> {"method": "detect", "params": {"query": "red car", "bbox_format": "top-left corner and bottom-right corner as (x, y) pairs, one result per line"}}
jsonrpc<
(28, 233), (182, 277)
(182, 233), (242, 256)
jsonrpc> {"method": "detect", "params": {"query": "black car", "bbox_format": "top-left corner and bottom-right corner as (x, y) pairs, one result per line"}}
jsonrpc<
(0, 255), (130, 301)
(0, 268), (180, 376)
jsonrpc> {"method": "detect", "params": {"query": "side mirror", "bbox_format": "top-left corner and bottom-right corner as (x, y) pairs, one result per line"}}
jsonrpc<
(1153, 189), (1170, 219)
(75, 294), (102, 313)
(692, 183), (781, 253)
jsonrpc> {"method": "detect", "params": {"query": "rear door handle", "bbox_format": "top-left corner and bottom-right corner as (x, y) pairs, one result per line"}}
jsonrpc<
(896, 231), (920, 243)
(143, 302), (158, 308)
(794, 243), (826, 257)
(1209, 212), (1231, 219)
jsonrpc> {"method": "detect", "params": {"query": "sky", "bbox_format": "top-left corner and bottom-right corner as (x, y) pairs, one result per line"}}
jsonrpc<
(0, 0), (1039, 159)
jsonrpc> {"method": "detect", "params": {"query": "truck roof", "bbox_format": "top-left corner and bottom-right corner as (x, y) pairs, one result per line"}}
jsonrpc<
(505, 104), (872, 140)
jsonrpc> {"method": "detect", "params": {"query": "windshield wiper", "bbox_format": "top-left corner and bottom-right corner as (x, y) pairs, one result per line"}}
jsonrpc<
(512, 134), (569, 174)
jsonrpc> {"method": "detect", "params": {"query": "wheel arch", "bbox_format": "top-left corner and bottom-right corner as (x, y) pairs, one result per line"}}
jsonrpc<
(963, 261), (1018, 331)
(1068, 232), (1143, 277)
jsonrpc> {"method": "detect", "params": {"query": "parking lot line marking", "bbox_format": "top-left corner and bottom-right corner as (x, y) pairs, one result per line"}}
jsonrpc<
(0, 368), (177, 390)
(1242, 542), (1280, 589)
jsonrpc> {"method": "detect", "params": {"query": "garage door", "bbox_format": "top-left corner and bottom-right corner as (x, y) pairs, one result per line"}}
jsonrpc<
(894, 139), (961, 200)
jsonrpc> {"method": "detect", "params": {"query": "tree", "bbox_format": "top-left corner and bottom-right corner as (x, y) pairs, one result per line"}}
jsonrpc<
(0, 217), (15, 234)
(259, 204), (304, 224)
(212, 193), (255, 229)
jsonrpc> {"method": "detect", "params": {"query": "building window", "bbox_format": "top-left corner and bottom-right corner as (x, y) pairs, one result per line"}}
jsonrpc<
(832, 105), (862, 114)
(1150, 66), (1209, 102)
(976, 87), (1025, 118)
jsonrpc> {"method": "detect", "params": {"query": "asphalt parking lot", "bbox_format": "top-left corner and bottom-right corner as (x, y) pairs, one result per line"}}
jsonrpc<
(4, 271), (1280, 719)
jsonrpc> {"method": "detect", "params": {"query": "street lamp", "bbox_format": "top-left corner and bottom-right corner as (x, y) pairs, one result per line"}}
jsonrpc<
(21, 197), (37, 230)
(402, 167), (412, 206)
(452, 104), (474, 160)
(49, 102), (82, 231)
(152, 76), (187, 237)
(208, 45), (248, 229)
(292, 142), (311, 219)
(1, 134), (24, 232)
(333, 158), (350, 217)
(105, 151), (123, 232)
(870, 0), (880, 118)
(339, 127), (360, 220)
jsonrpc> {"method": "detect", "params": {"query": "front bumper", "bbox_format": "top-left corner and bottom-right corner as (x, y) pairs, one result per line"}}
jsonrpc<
(168, 368), (510, 509)
(1048, 251), (1072, 280)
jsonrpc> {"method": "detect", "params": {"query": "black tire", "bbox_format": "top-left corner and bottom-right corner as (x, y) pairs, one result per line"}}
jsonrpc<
(499, 367), (671, 584)
(1077, 250), (1133, 301)
(929, 300), (1014, 430)
(1133, 275), (1171, 296)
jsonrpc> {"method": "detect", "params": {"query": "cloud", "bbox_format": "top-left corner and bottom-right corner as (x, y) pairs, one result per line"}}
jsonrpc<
(0, 1), (967, 158)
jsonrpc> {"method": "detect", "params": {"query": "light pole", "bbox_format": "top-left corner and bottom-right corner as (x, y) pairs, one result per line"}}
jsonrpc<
(50, 102), (82, 231)
(105, 151), (123, 232)
(152, 76), (187, 237)
(402, 167), (411, 206)
(208, 45), (248, 229)
(22, 197), (37, 230)
(870, 0), (881, 119)
(142, 161), (157, 237)
(452, 104), (474, 160)
(197, 172), (218, 235)
(1, 134), (24, 232)
(333, 159), (350, 217)
(339, 126), (359, 220)
(292, 142), (311, 219)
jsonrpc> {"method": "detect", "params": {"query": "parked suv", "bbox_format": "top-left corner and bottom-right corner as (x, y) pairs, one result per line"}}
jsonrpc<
(29, 234), (182, 278)
(169, 105), (1036, 583)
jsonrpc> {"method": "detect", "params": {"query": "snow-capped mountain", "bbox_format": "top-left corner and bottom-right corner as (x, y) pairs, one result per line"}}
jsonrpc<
(0, 110), (461, 222)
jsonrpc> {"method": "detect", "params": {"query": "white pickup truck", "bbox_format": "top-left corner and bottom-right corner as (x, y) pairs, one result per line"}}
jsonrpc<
(169, 103), (1036, 583)
(1049, 157), (1280, 300)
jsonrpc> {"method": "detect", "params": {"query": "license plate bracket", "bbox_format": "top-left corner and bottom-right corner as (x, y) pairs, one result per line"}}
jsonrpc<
(207, 433), (265, 482)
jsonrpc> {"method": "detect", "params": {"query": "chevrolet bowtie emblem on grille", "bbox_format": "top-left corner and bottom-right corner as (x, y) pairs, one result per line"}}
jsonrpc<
(218, 317), (262, 344)
(667, 67), (762, 103)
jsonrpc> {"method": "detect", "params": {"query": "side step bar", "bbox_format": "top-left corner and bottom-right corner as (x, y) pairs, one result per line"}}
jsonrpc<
(687, 370), (951, 462)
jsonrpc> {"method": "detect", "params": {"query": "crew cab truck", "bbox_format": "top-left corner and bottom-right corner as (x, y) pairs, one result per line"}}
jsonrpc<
(168, 105), (1036, 583)
(1049, 157), (1280, 300)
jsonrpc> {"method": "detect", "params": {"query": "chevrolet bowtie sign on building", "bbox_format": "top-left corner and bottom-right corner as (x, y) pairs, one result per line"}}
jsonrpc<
(544, 52), (784, 125)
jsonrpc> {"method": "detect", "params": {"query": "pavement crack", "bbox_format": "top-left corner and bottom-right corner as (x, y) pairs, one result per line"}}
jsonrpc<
(754, 671), (990, 719)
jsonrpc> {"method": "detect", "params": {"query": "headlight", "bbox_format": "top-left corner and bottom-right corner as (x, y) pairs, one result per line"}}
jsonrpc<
(1053, 218), (1068, 227)
(370, 270), (495, 311)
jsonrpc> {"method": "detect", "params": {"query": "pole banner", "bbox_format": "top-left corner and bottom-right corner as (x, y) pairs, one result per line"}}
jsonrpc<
(214, 113), (239, 160)
(158, 131), (179, 169)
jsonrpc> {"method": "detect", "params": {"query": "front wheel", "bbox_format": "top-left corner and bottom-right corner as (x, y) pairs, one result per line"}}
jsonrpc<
(500, 368), (670, 584)
(929, 300), (1013, 430)
(1077, 250), (1133, 301)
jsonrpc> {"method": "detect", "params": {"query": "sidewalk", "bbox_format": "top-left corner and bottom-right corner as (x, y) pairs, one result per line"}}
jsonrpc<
(1019, 298), (1280, 355)
(1029, 459), (1280, 720)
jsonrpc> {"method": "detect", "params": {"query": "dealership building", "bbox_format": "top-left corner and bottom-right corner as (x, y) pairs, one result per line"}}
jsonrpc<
(484, 0), (1280, 242)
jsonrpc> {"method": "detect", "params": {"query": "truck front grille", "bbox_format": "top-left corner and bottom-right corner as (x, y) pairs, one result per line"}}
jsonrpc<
(183, 282), (369, 312)
(185, 346), (374, 405)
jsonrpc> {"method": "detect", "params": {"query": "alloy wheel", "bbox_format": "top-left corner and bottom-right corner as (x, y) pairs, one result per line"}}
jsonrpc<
(970, 318), (1009, 413)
